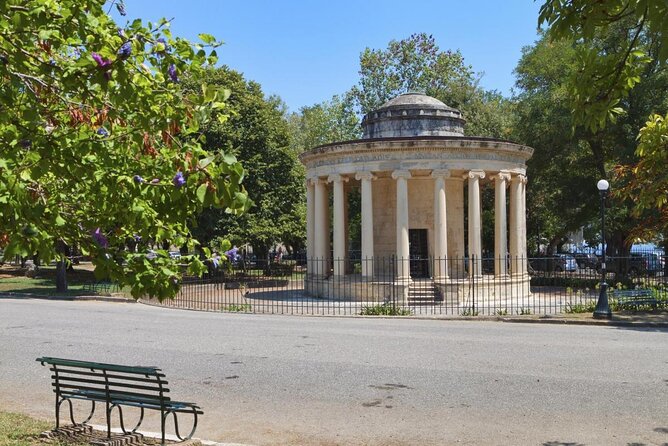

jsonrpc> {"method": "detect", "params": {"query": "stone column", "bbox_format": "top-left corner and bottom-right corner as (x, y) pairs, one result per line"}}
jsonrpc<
(313, 178), (329, 277)
(520, 175), (528, 277)
(355, 172), (375, 277)
(509, 174), (527, 277)
(392, 170), (411, 281)
(493, 171), (511, 277)
(328, 174), (348, 277)
(466, 170), (485, 278)
(446, 177), (466, 279)
(306, 178), (315, 276)
(432, 169), (449, 282)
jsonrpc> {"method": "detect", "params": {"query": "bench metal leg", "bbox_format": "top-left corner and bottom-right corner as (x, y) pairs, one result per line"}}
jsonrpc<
(56, 397), (95, 428)
(167, 408), (199, 442)
(110, 404), (145, 434)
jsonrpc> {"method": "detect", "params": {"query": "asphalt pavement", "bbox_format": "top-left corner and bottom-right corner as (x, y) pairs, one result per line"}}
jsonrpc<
(0, 298), (667, 446)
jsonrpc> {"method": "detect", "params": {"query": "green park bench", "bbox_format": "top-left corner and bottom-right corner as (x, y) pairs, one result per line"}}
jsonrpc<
(36, 356), (203, 445)
(612, 289), (658, 310)
(82, 281), (116, 294)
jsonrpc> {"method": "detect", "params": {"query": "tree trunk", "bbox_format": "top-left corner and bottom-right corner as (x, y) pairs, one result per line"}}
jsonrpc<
(55, 241), (68, 293)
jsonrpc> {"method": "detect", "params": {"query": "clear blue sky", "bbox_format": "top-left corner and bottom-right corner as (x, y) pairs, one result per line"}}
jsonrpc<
(119, 1), (544, 112)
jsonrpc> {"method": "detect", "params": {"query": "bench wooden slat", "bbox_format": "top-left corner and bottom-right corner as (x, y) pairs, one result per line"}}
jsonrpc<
(38, 357), (161, 375)
(52, 375), (169, 392)
(53, 384), (172, 403)
(116, 399), (203, 414)
(49, 368), (167, 382)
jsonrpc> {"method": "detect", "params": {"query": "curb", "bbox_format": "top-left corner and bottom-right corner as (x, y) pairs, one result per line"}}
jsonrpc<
(2, 293), (667, 328)
(87, 424), (254, 446)
(0, 292), (136, 303)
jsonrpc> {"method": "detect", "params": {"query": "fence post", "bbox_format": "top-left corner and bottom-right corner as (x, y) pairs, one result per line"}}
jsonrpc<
(472, 254), (476, 314)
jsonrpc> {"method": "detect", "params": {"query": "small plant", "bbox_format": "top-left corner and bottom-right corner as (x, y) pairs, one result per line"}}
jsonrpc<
(519, 307), (532, 315)
(564, 301), (596, 313)
(495, 309), (508, 316)
(461, 308), (479, 316)
(360, 303), (411, 316)
(221, 304), (252, 312)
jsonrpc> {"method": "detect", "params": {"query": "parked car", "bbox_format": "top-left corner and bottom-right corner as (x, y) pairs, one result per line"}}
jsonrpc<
(530, 254), (578, 273)
(596, 254), (649, 276)
(571, 252), (598, 269)
(632, 252), (664, 275)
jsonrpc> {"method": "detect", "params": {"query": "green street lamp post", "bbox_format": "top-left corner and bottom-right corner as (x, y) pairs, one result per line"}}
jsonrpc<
(593, 179), (612, 319)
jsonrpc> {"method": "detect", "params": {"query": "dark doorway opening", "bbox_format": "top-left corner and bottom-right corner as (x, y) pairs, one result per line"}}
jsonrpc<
(409, 229), (429, 278)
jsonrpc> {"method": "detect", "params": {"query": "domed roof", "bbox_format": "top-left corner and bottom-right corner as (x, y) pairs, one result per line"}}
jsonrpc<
(362, 92), (465, 139)
(377, 92), (459, 112)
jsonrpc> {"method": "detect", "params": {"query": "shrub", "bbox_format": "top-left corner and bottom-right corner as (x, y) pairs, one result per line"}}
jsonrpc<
(360, 303), (411, 316)
(565, 301), (596, 313)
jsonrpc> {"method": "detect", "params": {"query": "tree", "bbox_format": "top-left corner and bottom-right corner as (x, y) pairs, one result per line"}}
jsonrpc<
(287, 93), (361, 153)
(539, 0), (668, 243)
(514, 25), (668, 255)
(0, 1), (249, 299)
(350, 33), (513, 139)
(185, 67), (305, 259)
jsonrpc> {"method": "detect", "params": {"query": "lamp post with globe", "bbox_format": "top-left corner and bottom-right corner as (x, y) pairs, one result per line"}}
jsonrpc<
(593, 179), (612, 319)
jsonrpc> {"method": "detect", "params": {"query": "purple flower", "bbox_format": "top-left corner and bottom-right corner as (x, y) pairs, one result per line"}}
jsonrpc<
(91, 228), (108, 248)
(211, 254), (221, 269)
(133, 175), (144, 183)
(117, 41), (132, 59)
(92, 53), (112, 69)
(96, 127), (109, 137)
(225, 247), (239, 261)
(150, 178), (160, 184)
(172, 171), (186, 188)
(133, 234), (142, 242)
(168, 64), (178, 82)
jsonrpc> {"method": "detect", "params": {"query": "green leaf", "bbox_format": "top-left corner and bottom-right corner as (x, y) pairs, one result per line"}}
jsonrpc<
(198, 33), (216, 45)
(196, 183), (207, 203)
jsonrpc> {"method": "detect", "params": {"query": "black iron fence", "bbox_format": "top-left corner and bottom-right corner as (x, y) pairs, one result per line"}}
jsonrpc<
(142, 254), (668, 316)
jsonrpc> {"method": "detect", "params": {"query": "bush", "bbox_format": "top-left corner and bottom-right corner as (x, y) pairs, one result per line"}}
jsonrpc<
(360, 303), (411, 316)
(565, 301), (596, 313)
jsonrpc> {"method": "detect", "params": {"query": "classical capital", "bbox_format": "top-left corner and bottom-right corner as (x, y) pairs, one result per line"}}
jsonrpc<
(311, 177), (327, 187)
(431, 169), (451, 179)
(511, 174), (528, 184)
(391, 169), (412, 180)
(355, 171), (376, 181)
(465, 170), (486, 180)
(327, 174), (349, 184)
(492, 171), (512, 182)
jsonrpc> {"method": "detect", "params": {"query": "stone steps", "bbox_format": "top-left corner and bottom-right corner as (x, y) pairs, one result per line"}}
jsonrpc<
(408, 281), (440, 305)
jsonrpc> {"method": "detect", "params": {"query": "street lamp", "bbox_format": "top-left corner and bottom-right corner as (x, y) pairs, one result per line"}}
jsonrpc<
(593, 179), (612, 319)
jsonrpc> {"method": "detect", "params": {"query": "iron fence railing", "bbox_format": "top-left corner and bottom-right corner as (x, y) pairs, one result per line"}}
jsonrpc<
(142, 255), (668, 316)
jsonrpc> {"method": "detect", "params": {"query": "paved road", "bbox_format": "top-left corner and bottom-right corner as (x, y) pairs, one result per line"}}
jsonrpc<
(0, 299), (667, 446)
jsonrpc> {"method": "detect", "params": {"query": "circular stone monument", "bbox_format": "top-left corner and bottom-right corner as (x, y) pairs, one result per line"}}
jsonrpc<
(299, 92), (533, 308)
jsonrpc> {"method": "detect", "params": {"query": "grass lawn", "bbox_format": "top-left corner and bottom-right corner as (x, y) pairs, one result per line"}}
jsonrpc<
(0, 411), (86, 446)
(0, 264), (118, 297)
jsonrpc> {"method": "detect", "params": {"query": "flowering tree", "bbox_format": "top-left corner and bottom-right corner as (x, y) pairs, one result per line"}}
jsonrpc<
(0, 1), (249, 299)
